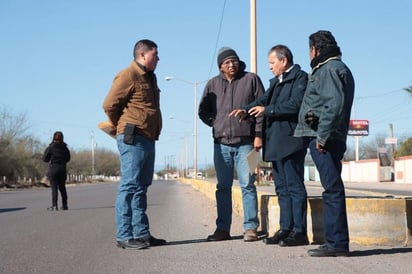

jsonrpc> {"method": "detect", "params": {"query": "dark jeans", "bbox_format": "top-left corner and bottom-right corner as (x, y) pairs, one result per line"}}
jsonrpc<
(306, 137), (349, 250)
(48, 166), (68, 208)
(272, 149), (307, 233)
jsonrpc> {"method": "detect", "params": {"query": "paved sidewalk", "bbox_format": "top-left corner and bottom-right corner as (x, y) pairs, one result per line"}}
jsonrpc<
(254, 180), (412, 197)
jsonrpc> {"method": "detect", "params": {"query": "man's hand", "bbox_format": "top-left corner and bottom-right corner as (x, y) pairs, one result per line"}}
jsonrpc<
(248, 106), (265, 117)
(254, 137), (262, 151)
(229, 109), (247, 121)
(305, 111), (319, 130)
(316, 142), (326, 153)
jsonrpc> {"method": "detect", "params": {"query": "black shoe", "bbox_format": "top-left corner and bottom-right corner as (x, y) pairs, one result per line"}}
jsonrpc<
(117, 239), (149, 250)
(206, 229), (231, 241)
(148, 236), (167, 246)
(279, 231), (309, 247)
(47, 206), (58, 211)
(308, 244), (349, 257)
(263, 229), (290, 245)
(61, 206), (68, 210)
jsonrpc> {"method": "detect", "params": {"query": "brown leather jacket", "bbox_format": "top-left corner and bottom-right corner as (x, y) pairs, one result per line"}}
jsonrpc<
(102, 61), (162, 140)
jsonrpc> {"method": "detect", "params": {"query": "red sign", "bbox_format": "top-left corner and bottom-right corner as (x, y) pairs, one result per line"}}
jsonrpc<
(348, 120), (369, 136)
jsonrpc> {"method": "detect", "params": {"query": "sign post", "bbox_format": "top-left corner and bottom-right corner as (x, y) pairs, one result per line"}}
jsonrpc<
(348, 120), (369, 161)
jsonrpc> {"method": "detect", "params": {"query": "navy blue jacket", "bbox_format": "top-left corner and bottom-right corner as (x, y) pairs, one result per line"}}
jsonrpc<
(244, 64), (308, 161)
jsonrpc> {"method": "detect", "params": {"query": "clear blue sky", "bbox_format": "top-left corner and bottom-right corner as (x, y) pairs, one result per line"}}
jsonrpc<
(1, 0), (412, 171)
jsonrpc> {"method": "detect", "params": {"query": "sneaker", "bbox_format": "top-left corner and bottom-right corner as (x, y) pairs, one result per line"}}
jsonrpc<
(263, 229), (290, 245)
(279, 231), (309, 246)
(243, 229), (258, 242)
(61, 206), (68, 210)
(116, 239), (149, 250)
(47, 206), (58, 211)
(308, 244), (350, 257)
(206, 229), (231, 241)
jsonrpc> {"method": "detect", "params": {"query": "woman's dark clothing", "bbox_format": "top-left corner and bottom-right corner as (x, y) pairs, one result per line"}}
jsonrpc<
(42, 142), (71, 209)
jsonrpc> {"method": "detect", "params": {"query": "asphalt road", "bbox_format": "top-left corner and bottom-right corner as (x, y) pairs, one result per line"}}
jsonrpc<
(1, 180), (411, 274)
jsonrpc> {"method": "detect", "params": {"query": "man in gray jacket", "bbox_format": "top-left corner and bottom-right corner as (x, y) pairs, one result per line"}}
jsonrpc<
(199, 47), (264, 242)
(295, 30), (355, 257)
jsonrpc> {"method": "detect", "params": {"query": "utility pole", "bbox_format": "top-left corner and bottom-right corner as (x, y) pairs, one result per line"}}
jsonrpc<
(250, 0), (257, 73)
(389, 123), (395, 167)
(91, 130), (95, 178)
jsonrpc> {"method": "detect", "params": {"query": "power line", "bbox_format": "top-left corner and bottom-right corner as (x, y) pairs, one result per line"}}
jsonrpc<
(356, 89), (403, 99)
(207, 0), (227, 79)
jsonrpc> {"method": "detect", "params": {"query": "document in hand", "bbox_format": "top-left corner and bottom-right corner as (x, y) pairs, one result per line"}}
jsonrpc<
(98, 121), (116, 139)
(247, 149), (261, 174)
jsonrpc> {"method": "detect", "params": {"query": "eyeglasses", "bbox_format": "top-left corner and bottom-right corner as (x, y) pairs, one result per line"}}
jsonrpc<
(222, 59), (239, 66)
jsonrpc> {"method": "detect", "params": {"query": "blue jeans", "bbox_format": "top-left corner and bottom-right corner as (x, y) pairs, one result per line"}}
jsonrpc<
(214, 143), (259, 231)
(115, 134), (155, 241)
(306, 137), (349, 250)
(272, 149), (307, 233)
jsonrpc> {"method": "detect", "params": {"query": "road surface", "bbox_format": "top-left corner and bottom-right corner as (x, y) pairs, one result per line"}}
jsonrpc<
(0, 180), (411, 273)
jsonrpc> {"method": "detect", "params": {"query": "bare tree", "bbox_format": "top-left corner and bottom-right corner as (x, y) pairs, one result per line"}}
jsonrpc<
(0, 106), (36, 183)
(359, 133), (386, 160)
(0, 106), (120, 186)
(68, 148), (120, 180)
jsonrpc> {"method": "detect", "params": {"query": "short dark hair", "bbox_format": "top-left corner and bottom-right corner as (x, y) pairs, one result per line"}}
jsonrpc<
(309, 30), (338, 53)
(133, 39), (158, 59)
(268, 44), (293, 65)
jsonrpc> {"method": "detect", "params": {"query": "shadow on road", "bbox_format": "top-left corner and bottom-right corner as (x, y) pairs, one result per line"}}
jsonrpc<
(350, 247), (412, 256)
(67, 206), (114, 210)
(165, 239), (208, 245)
(0, 207), (26, 213)
(165, 234), (266, 246)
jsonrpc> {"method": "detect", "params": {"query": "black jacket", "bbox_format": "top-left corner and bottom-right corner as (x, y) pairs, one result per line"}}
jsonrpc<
(244, 65), (308, 161)
(42, 142), (71, 175)
(198, 61), (265, 145)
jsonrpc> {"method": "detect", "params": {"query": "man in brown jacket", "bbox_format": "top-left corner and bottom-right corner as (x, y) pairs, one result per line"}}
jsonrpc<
(102, 39), (165, 250)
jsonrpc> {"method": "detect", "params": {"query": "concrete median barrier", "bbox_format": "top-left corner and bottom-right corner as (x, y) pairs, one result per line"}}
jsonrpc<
(179, 178), (412, 246)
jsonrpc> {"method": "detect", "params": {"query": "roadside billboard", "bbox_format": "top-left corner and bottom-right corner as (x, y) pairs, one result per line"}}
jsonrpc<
(348, 120), (369, 136)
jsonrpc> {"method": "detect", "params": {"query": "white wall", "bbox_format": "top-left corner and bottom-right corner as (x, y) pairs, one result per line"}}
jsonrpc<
(394, 156), (412, 184)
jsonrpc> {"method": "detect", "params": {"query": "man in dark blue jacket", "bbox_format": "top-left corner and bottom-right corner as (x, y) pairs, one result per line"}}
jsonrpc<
(295, 30), (354, 257)
(230, 45), (309, 246)
(199, 47), (264, 242)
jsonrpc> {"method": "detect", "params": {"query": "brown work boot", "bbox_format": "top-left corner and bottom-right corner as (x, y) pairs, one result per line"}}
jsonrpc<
(243, 229), (258, 242)
(206, 229), (231, 241)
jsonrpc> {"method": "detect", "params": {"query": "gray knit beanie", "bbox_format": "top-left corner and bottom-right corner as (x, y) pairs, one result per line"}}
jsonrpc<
(217, 47), (239, 68)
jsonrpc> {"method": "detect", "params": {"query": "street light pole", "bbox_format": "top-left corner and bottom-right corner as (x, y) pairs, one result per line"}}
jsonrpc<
(165, 76), (207, 178)
(169, 116), (189, 177)
(193, 82), (198, 178)
(91, 130), (95, 178)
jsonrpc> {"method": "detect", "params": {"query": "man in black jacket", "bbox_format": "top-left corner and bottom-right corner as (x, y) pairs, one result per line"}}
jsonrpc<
(230, 45), (309, 246)
(199, 47), (264, 242)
